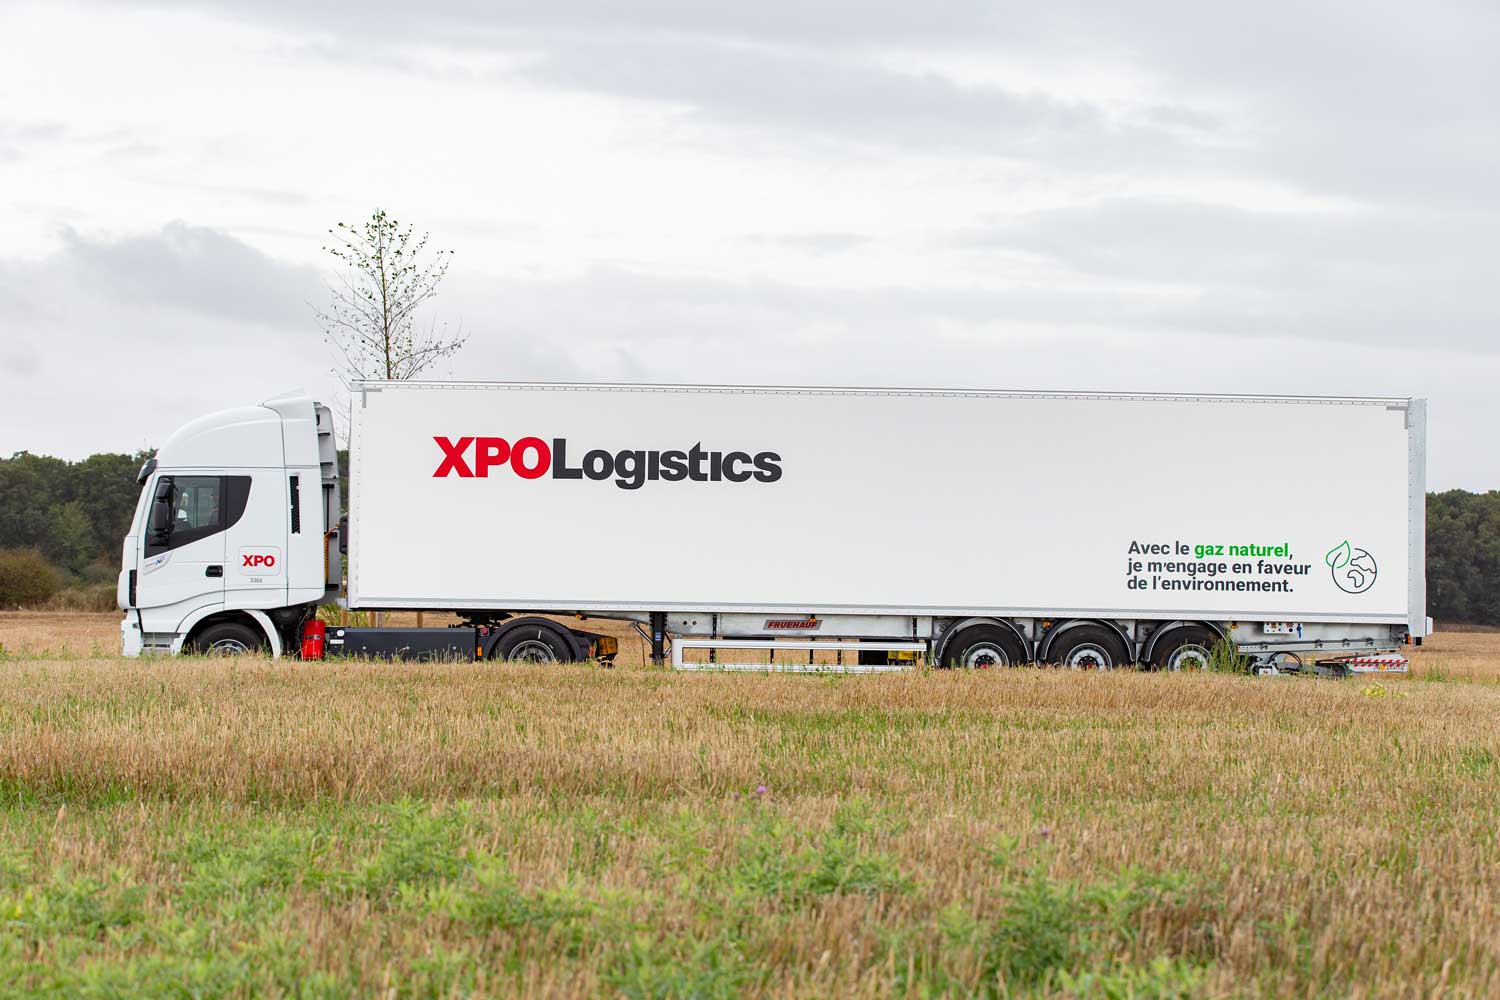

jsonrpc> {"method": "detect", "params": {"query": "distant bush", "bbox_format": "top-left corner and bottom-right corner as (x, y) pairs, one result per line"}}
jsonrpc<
(80, 555), (122, 585)
(0, 547), (63, 608)
(46, 581), (120, 613)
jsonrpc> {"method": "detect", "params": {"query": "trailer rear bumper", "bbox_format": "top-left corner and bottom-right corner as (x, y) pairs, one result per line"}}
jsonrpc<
(1318, 653), (1409, 675)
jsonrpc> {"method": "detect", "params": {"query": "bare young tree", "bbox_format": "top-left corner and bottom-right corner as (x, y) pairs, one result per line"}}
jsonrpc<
(315, 209), (465, 624)
(315, 208), (466, 389)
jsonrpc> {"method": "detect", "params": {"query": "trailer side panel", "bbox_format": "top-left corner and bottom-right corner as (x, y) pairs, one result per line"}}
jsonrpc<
(348, 383), (1419, 626)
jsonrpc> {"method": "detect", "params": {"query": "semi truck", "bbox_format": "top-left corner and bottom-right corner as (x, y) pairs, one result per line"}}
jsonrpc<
(118, 381), (1429, 672)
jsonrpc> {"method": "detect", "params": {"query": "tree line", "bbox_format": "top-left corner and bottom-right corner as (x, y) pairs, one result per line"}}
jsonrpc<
(1, 449), (1497, 624)
(1426, 490), (1500, 625)
(0, 451), (148, 607)
(1, 450), (150, 576)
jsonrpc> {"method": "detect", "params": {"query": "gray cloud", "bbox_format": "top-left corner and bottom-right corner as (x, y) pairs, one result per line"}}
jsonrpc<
(519, 37), (1211, 165)
(42, 222), (321, 329)
(740, 232), (872, 254)
(1, 348), (42, 378)
(0, 120), (67, 162)
(956, 197), (1500, 355)
(0, 224), (323, 457)
(94, 0), (1009, 48)
(212, 9), (1225, 172)
(119, 0), (1497, 209)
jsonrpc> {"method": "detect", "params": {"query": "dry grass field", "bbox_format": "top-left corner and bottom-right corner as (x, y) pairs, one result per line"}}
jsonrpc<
(0, 613), (1497, 997)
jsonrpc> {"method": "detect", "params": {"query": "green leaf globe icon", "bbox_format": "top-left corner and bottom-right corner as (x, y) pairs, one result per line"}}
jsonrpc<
(1326, 540), (1377, 594)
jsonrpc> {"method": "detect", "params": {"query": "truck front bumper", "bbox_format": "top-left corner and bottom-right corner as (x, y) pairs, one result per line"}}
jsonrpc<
(121, 615), (143, 657)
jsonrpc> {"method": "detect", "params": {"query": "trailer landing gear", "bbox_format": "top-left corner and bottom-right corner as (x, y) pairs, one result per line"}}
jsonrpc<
(650, 612), (667, 666)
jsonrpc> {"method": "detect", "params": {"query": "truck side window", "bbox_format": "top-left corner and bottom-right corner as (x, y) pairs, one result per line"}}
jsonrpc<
(144, 476), (249, 554)
(174, 478), (222, 532)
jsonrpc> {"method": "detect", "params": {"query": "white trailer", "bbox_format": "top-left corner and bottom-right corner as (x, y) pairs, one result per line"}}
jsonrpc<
(120, 381), (1428, 672)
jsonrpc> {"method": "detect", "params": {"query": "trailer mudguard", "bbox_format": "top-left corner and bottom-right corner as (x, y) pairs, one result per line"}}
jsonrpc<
(934, 617), (1032, 663)
(1140, 620), (1227, 663)
(1038, 618), (1134, 663)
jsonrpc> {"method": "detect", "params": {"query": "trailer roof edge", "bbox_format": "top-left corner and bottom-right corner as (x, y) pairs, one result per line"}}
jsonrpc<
(350, 379), (1417, 406)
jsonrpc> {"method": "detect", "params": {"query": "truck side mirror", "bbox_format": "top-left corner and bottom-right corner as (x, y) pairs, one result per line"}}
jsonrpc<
(149, 480), (174, 541)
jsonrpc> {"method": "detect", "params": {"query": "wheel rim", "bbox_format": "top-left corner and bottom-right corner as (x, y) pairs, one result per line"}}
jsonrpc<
(508, 639), (559, 663)
(1064, 643), (1115, 670)
(962, 643), (1011, 669)
(1166, 644), (1210, 671)
(208, 638), (251, 655)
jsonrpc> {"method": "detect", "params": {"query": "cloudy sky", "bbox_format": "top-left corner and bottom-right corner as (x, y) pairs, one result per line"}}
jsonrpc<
(1, 0), (1496, 487)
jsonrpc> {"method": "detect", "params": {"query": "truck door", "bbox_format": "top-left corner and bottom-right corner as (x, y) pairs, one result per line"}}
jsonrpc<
(223, 471), (287, 607)
(137, 475), (230, 611)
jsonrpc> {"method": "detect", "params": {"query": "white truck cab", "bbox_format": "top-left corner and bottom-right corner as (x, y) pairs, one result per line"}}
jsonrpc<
(119, 391), (341, 656)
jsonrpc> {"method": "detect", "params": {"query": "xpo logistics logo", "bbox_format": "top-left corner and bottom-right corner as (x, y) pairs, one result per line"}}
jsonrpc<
(237, 547), (282, 576)
(433, 436), (783, 490)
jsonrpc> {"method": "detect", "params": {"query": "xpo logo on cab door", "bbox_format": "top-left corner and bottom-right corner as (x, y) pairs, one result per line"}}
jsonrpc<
(237, 547), (282, 575)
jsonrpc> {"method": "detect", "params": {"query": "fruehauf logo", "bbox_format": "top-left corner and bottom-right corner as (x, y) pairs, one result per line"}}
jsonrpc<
(432, 436), (782, 490)
(1325, 540), (1377, 594)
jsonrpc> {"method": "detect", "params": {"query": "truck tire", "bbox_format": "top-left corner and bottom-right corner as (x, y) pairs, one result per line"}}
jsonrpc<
(1149, 626), (1218, 671)
(1048, 625), (1130, 670)
(193, 622), (265, 656)
(942, 625), (1027, 668)
(493, 623), (575, 664)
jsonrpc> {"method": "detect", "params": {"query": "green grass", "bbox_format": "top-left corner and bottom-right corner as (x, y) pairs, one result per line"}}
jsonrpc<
(0, 798), (1221, 998)
(0, 656), (1498, 996)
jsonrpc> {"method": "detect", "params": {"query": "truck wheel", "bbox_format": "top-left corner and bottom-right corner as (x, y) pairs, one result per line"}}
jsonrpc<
(1149, 626), (1218, 671)
(493, 623), (575, 664)
(193, 622), (265, 656)
(1049, 625), (1130, 670)
(942, 625), (1027, 668)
